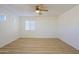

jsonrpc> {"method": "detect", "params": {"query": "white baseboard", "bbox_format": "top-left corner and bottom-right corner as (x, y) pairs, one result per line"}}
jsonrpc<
(0, 36), (19, 48)
(57, 36), (79, 50)
(20, 36), (57, 38)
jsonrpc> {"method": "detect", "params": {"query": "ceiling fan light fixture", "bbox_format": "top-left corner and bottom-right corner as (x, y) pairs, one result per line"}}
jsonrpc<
(36, 10), (40, 13)
(35, 4), (48, 15)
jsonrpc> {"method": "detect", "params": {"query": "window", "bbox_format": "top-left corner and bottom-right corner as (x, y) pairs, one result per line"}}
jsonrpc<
(25, 20), (36, 31)
(0, 15), (6, 22)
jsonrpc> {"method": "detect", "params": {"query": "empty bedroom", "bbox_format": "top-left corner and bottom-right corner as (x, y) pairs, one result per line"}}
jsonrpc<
(0, 4), (79, 54)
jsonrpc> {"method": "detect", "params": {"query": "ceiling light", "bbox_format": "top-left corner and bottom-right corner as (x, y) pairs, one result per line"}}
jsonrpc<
(36, 10), (40, 13)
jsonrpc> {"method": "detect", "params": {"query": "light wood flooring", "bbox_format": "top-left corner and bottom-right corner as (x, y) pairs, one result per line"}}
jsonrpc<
(0, 38), (79, 54)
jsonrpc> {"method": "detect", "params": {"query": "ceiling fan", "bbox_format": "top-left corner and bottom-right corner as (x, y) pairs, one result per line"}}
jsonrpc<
(35, 4), (48, 15)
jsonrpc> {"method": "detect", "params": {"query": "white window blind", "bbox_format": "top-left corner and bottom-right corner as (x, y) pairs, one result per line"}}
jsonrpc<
(0, 15), (6, 22)
(25, 20), (35, 31)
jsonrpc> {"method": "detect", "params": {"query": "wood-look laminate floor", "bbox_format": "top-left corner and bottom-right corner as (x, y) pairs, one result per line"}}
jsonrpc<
(0, 38), (79, 54)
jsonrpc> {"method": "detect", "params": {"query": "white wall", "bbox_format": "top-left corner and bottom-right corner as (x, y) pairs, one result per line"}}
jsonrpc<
(58, 5), (79, 50)
(19, 16), (57, 38)
(0, 6), (19, 47)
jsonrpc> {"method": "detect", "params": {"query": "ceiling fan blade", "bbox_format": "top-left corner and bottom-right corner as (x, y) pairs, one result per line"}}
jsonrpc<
(41, 9), (48, 11)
